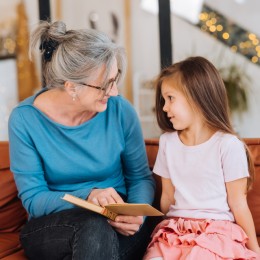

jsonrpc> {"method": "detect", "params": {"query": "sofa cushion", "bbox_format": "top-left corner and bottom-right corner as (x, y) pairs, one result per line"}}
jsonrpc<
(0, 233), (22, 259)
(0, 142), (27, 233)
(247, 139), (260, 166)
(248, 165), (260, 236)
(0, 168), (27, 233)
(247, 142), (260, 236)
(1, 249), (27, 260)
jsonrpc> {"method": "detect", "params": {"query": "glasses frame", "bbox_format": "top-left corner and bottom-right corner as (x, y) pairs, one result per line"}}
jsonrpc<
(78, 69), (121, 95)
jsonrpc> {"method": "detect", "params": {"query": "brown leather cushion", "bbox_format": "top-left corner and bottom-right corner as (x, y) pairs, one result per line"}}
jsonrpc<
(1, 249), (27, 260)
(0, 168), (27, 233)
(247, 142), (260, 236)
(248, 166), (260, 235)
(0, 233), (23, 259)
(0, 142), (27, 233)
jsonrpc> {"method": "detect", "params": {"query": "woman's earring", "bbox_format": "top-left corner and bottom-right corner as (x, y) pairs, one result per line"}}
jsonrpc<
(72, 93), (77, 101)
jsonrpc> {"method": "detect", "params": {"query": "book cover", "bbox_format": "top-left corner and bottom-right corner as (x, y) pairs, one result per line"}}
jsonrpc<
(62, 194), (164, 221)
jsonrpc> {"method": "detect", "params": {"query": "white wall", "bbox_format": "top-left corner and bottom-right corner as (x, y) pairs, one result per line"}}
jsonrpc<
(0, 0), (39, 40)
(206, 0), (260, 36)
(0, 0), (39, 140)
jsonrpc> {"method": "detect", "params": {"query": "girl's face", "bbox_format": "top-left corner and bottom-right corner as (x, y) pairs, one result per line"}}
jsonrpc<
(161, 79), (200, 131)
(75, 60), (119, 113)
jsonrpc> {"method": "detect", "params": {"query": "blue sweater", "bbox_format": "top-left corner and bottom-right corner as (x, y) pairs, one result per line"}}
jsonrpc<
(8, 89), (155, 218)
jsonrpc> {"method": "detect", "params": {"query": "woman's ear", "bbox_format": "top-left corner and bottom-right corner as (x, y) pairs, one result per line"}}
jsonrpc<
(64, 81), (77, 101)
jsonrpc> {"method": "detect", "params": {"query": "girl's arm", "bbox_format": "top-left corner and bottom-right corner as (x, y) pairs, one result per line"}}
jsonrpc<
(160, 177), (175, 214)
(226, 177), (260, 254)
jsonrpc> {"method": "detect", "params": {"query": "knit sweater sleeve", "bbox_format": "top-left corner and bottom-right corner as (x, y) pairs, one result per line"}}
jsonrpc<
(119, 97), (155, 204)
(8, 109), (92, 218)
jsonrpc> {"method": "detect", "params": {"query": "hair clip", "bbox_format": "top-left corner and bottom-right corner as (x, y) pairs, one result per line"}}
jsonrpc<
(39, 39), (59, 62)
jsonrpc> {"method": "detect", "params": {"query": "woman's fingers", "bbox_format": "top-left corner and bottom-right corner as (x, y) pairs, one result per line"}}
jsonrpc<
(91, 197), (99, 205)
(108, 220), (140, 235)
(111, 192), (124, 203)
(108, 216), (144, 236)
(88, 190), (144, 236)
(97, 196), (109, 206)
(115, 215), (143, 225)
(114, 228), (136, 236)
(87, 187), (124, 206)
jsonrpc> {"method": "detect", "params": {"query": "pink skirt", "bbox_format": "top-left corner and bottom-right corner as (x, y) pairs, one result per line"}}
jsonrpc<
(143, 218), (258, 260)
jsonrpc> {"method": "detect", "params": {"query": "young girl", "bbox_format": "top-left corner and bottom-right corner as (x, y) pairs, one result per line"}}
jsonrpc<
(144, 56), (260, 260)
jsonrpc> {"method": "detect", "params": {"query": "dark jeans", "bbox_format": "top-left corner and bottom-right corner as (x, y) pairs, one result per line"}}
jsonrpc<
(20, 208), (153, 260)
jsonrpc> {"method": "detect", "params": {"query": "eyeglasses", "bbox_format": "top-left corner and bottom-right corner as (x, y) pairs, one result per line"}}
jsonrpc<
(79, 69), (121, 95)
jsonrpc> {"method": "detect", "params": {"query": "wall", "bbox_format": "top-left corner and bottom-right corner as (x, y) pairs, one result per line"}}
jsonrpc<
(1, 0), (260, 139)
(203, 0), (260, 137)
(130, 0), (260, 138)
(0, 0), (39, 140)
(172, 15), (260, 137)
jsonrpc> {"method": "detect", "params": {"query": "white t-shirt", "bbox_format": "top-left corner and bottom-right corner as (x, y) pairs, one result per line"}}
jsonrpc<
(153, 131), (249, 221)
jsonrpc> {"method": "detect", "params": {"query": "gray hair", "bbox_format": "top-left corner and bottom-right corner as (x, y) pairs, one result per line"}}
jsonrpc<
(29, 20), (126, 89)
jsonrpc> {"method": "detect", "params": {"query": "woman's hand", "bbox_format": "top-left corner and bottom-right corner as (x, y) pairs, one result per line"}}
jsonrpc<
(108, 215), (144, 236)
(88, 188), (143, 235)
(87, 187), (124, 207)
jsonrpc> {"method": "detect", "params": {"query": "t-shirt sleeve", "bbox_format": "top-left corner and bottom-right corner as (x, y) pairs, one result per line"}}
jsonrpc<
(221, 136), (249, 182)
(153, 134), (171, 179)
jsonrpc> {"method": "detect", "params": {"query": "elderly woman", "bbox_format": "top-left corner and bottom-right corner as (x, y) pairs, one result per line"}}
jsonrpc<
(8, 20), (155, 260)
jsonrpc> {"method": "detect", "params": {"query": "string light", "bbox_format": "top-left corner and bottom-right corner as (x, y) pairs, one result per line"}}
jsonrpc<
(231, 45), (238, 52)
(198, 5), (260, 66)
(0, 19), (16, 57)
(252, 56), (258, 63)
(222, 32), (230, 40)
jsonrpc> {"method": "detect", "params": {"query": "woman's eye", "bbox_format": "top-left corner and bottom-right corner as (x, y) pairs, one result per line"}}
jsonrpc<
(169, 96), (174, 101)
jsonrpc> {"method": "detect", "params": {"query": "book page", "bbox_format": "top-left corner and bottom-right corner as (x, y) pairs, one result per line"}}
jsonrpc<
(62, 194), (164, 219)
(62, 194), (118, 220)
(105, 203), (164, 216)
(62, 194), (103, 214)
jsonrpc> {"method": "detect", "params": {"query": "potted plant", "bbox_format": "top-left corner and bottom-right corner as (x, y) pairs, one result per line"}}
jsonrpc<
(219, 63), (250, 114)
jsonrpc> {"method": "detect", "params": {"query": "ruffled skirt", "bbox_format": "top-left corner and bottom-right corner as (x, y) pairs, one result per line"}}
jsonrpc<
(143, 218), (258, 260)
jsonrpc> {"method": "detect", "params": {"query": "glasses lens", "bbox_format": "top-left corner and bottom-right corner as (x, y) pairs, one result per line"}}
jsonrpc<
(115, 70), (120, 83)
(104, 81), (114, 94)
(104, 71), (121, 94)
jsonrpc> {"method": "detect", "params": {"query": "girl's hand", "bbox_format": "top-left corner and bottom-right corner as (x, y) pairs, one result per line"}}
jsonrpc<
(108, 215), (144, 236)
(87, 187), (124, 207)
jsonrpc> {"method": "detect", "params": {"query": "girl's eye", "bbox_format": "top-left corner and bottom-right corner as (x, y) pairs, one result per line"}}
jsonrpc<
(168, 96), (174, 101)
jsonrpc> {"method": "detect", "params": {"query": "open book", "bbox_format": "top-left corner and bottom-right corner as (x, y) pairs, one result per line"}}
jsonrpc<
(62, 194), (164, 221)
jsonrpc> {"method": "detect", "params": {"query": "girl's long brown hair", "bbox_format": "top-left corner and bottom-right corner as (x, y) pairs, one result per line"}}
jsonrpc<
(155, 56), (254, 190)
